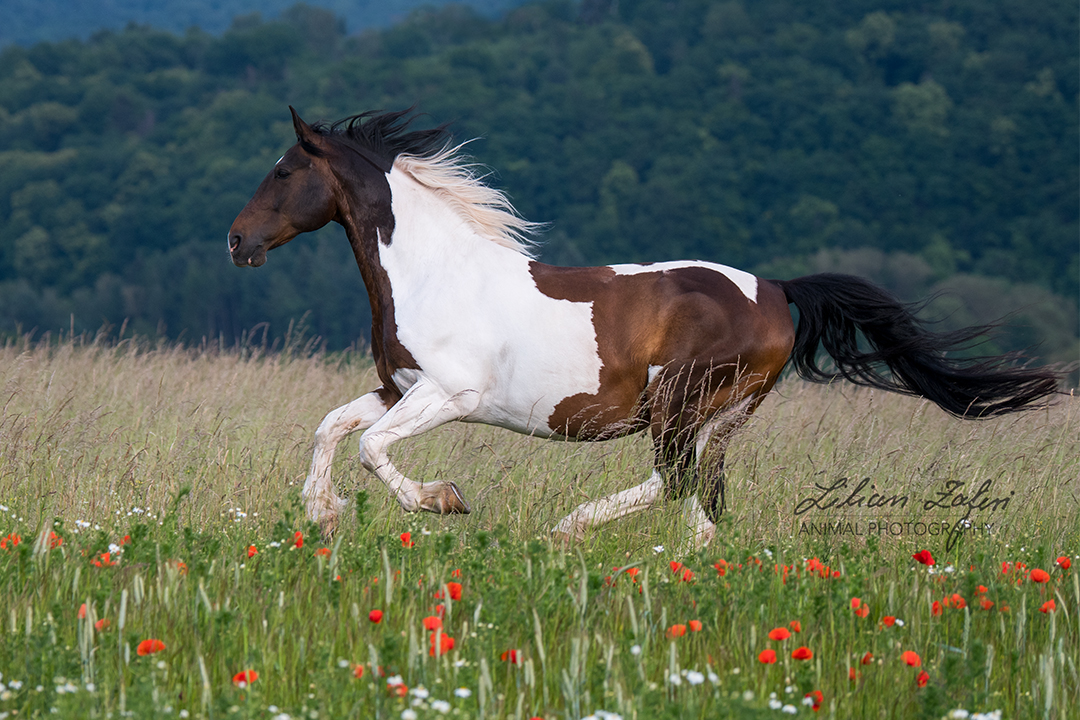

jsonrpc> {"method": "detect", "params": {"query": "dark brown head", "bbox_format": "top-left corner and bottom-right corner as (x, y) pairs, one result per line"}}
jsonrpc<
(228, 108), (337, 267)
(229, 107), (449, 267)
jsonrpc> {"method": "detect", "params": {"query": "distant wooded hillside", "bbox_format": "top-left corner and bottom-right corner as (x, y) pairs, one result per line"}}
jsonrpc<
(0, 0), (1076, 364)
(0, 0), (524, 46)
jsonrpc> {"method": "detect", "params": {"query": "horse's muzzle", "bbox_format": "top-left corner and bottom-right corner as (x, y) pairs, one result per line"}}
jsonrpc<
(228, 233), (267, 267)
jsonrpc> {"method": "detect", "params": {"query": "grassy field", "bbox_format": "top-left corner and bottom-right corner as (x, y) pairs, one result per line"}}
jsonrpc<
(0, 338), (1076, 719)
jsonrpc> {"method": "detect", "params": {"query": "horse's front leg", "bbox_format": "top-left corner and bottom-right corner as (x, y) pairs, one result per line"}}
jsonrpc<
(304, 389), (393, 537)
(358, 381), (479, 515)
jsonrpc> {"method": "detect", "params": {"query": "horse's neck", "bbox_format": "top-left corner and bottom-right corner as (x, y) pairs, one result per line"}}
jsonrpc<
(377, 171), (525, 292)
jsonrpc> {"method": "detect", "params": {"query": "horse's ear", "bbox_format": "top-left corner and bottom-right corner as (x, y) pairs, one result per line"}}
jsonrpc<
(290, 106), (316, 144)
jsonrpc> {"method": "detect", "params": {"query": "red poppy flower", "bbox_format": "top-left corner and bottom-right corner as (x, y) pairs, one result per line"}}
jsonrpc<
(791, 646), (813, 661)
(943, 593), (966, 609)
(850, 597), (862, 609)
(688, 619), (702, 632)
(855, 605), (870, 618)
(681, 568), (694, 582)
(768, 627), (791, 641)
(931, 601), (942, 617)
(232, 670), (258, 687)
(669, 561), (683, 574)
(713, 560), (728, 576)
(1056, 556), (1071, 570)
(48, 532), (63, 549)
(849, 667), (858, 682)
(78, 603), (87, 619)
(1040, 599), (1056, 613)
(293, 531), (303, 549)
(422, 616), (443, 631)
(881, 616), (896, 627)
(912, 550), (934, 566)
(92, 553), (116, 568)
(666, 624), (687, 638)
(789, 620), (802, 633)
(758, 649), (777, 664)
(435, 583), (461, 600)
(400, 532), (415, 548)
(861, 651), (873, 665)
(451, 568), (462, 578)
(136, 639), (166, 656)
(805, 690), (823, 711)
(901, 650), (921, 667)
(501, 649), (521, 664)
(0, 533), (20, 550)
(369, 609), (383, 623)
(916, 670), (929, 688)
(429, 632), (455, 656)
(173, 560), (188, 575)
(247, 545), (258, 558)
(1030, 568), (1050, 583)
(121, 535), (131, 545)
(314, 547), (331, 557)
(95, 618), (110, 631)
(980, 598), (994, 611)
(975, 585), (988, 595)
(353, 664), (365, 679)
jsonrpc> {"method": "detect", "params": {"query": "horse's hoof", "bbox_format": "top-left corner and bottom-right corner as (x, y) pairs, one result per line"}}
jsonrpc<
(423, 481), (471, 515)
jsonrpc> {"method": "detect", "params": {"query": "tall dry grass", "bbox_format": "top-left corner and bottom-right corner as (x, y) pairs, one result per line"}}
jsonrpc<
(1, 338), (1075, 559)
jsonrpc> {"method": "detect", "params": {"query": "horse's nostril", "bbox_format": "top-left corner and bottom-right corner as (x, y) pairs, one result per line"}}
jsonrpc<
(229, 233), (242, 251)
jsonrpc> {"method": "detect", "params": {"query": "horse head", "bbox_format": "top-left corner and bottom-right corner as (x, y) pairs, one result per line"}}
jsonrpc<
(228, 107), (392, 267)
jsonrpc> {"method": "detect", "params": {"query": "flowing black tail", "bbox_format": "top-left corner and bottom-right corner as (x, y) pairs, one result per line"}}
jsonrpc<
(775, 273), (1061, 417)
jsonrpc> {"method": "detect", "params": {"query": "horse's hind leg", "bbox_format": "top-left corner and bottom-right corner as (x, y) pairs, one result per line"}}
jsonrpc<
(552, 469), (665, 544)
(304, 388), (393, 536)
(694, 396), (758, 529)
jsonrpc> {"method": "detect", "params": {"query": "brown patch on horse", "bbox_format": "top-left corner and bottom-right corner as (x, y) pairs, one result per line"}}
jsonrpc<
(530, 263), (795, 439)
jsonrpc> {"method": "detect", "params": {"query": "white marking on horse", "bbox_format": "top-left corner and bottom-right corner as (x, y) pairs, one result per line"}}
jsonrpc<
(553, 469), (665, 541)
(648, 364), (663, 384)
(378, 169), (603, 436)
(609, 261), (758, 303)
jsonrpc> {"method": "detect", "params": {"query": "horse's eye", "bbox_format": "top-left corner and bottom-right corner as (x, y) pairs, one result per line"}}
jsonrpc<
(274, 167), (290, 179)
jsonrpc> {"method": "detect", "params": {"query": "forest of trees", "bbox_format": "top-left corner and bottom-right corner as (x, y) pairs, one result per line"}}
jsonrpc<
(0, 0), (1076, 364)
(1, 0), (524, 45)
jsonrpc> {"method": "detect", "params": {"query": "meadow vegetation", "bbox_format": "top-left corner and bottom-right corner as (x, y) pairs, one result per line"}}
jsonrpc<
(0, 338), (1076, 719)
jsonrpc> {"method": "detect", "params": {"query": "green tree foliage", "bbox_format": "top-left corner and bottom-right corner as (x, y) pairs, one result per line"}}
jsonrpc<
(0, 0), (1076, 363)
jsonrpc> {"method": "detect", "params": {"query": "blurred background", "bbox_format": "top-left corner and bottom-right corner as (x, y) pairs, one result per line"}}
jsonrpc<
(0, 0), (1076, 366)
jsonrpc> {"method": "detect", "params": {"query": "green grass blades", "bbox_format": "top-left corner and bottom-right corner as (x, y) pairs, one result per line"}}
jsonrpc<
(0, 339), (1076, 719)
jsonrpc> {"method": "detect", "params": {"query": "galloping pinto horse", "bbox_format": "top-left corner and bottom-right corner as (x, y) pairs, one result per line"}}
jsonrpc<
(229, 108), (1059, 543)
